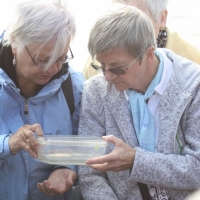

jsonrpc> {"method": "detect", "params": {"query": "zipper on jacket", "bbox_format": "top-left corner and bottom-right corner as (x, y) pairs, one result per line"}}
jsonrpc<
(24, 99), (29, 114)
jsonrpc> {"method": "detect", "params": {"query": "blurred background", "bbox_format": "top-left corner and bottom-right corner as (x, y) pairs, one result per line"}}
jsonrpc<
(0, 0), (200, 71)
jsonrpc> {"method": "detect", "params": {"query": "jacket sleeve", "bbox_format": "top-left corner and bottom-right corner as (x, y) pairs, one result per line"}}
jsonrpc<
(0, 134), (13, 164)
(78, 78), (118, 200)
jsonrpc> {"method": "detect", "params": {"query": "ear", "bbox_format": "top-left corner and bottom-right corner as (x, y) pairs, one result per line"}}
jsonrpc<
(160, 9), (168, 28)
(10, 36), (17, 55)
(11, 46), (17, 55)
(145, 46), (155, 66)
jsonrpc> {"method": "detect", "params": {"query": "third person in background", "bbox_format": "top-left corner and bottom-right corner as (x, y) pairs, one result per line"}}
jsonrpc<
(83, 0), (200, 80)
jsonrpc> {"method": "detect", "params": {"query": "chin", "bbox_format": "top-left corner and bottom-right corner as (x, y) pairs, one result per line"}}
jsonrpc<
(114, 85), (127, 91)
(37, 79), (50, 85)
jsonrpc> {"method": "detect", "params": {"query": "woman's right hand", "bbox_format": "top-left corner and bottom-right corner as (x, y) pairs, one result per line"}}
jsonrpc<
(8, 124), (43, 158)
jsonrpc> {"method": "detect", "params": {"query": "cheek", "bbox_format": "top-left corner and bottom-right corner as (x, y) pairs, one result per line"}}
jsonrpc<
(118, 75), (132, 86)
(24, 68), (37, 78)
(150, 20), (159, 38)
(17, 65), (41, 79)
(123, 72), (140, 87)
(154, 27), (160, 38)
(153, 23), (161, 38)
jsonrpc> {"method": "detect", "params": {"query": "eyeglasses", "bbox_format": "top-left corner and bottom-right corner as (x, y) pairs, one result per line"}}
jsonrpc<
(91, 55), (139, 75)
(24, 46), (74, 68)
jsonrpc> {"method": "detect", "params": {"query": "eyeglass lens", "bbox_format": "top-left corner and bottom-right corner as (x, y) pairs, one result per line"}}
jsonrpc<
(91, 64), (126, 75)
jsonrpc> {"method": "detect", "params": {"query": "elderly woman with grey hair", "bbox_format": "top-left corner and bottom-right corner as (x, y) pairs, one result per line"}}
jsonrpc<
(0, 0), (84, 199)
(78, 4), (200, 200)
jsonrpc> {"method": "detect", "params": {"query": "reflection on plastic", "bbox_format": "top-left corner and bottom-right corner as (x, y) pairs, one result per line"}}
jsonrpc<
(37, 135), (107, 165)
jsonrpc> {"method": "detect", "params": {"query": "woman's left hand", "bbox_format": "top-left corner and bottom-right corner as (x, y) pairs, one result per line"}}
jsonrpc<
(85, 135), (136, 172)
(37, 168), (77, 195)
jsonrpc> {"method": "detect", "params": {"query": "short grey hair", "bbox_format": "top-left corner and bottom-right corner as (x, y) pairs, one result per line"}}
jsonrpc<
(112, 0), (168, 22)
(3, 0), (75, 70)
(88, 4), (156, 60)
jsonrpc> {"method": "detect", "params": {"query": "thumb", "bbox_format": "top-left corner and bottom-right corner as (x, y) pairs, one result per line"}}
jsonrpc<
(102, 135), (120, 146)
(66, 170), (77, 184)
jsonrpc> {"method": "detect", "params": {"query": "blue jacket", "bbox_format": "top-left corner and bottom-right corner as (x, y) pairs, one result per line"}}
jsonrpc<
(0, 44), (84, 200)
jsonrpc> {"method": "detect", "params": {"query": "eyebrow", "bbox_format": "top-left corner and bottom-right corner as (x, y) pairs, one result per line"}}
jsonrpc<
(36, 53), (66, 60)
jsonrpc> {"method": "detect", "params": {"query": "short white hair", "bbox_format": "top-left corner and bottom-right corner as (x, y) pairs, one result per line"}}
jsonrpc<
(112, 0), (168, 22)
(88, 4), (156, 60)
(3, 0), (76, 70)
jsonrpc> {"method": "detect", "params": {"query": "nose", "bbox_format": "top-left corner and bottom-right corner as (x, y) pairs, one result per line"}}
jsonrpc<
(46, 63), (61, 74)
(104, 70), (117, 82)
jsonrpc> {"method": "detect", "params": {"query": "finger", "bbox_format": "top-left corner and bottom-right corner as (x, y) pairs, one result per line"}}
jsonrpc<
(23, 124), (43, 154)
(66, 170), (77, 184)
(24, 142), (38, 158)
(43, 180), (57, 195)
(20, 130), (28, 143)
(48, 185), (64, 195)
(102, 135), (121, 145)
(23, 134), (38, 157)
(88, 162), (113, 172)
(38, 181), (55, 196)
(37, 182), (50, 195)
(86, 154), (114, 165)
(89, 162), (124, 172)
(14, 126), (35, 145)
(25, 138), (30, 145)
(23, 129), (38, 147)
(65, 174), (75, 188)
(17, 127), (32, 145)
(24, 123), (44, 137)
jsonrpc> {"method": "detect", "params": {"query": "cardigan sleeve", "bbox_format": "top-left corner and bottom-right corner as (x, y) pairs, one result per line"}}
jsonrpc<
(78, 77), (118, 200)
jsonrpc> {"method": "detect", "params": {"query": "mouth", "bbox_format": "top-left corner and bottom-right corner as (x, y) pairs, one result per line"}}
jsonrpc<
(112, 81), (124, 85)
(111, 81), (128, 91)
(40, 75), (52, 80)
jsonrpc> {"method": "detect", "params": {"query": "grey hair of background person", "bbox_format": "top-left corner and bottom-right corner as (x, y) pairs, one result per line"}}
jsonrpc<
(112, 0), (168, 22)
(3, 0), (76, 70)
(88, 4), (156, 61)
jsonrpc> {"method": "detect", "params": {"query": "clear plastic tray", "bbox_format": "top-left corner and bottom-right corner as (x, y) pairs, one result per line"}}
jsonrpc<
(37, 135), (107, 165)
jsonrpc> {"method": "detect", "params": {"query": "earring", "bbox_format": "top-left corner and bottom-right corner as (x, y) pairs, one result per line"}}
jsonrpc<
(13, 56), (16, 66)
(160, 27), (165, 31)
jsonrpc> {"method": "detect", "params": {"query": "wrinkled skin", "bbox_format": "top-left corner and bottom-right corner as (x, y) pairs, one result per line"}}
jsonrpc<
(37, 168), (77, 195)
(86, 135), (136, 172)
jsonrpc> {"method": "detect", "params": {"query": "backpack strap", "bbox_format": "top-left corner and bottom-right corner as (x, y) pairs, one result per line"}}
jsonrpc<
(61, 64), (75, 114)
(137, 182), (152, 200)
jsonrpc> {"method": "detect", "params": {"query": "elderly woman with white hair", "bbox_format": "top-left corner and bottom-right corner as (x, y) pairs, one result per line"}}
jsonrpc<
(83, 0), (200, 80)
(78, 4), (200, 200)
(0, 0), (84, 199)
